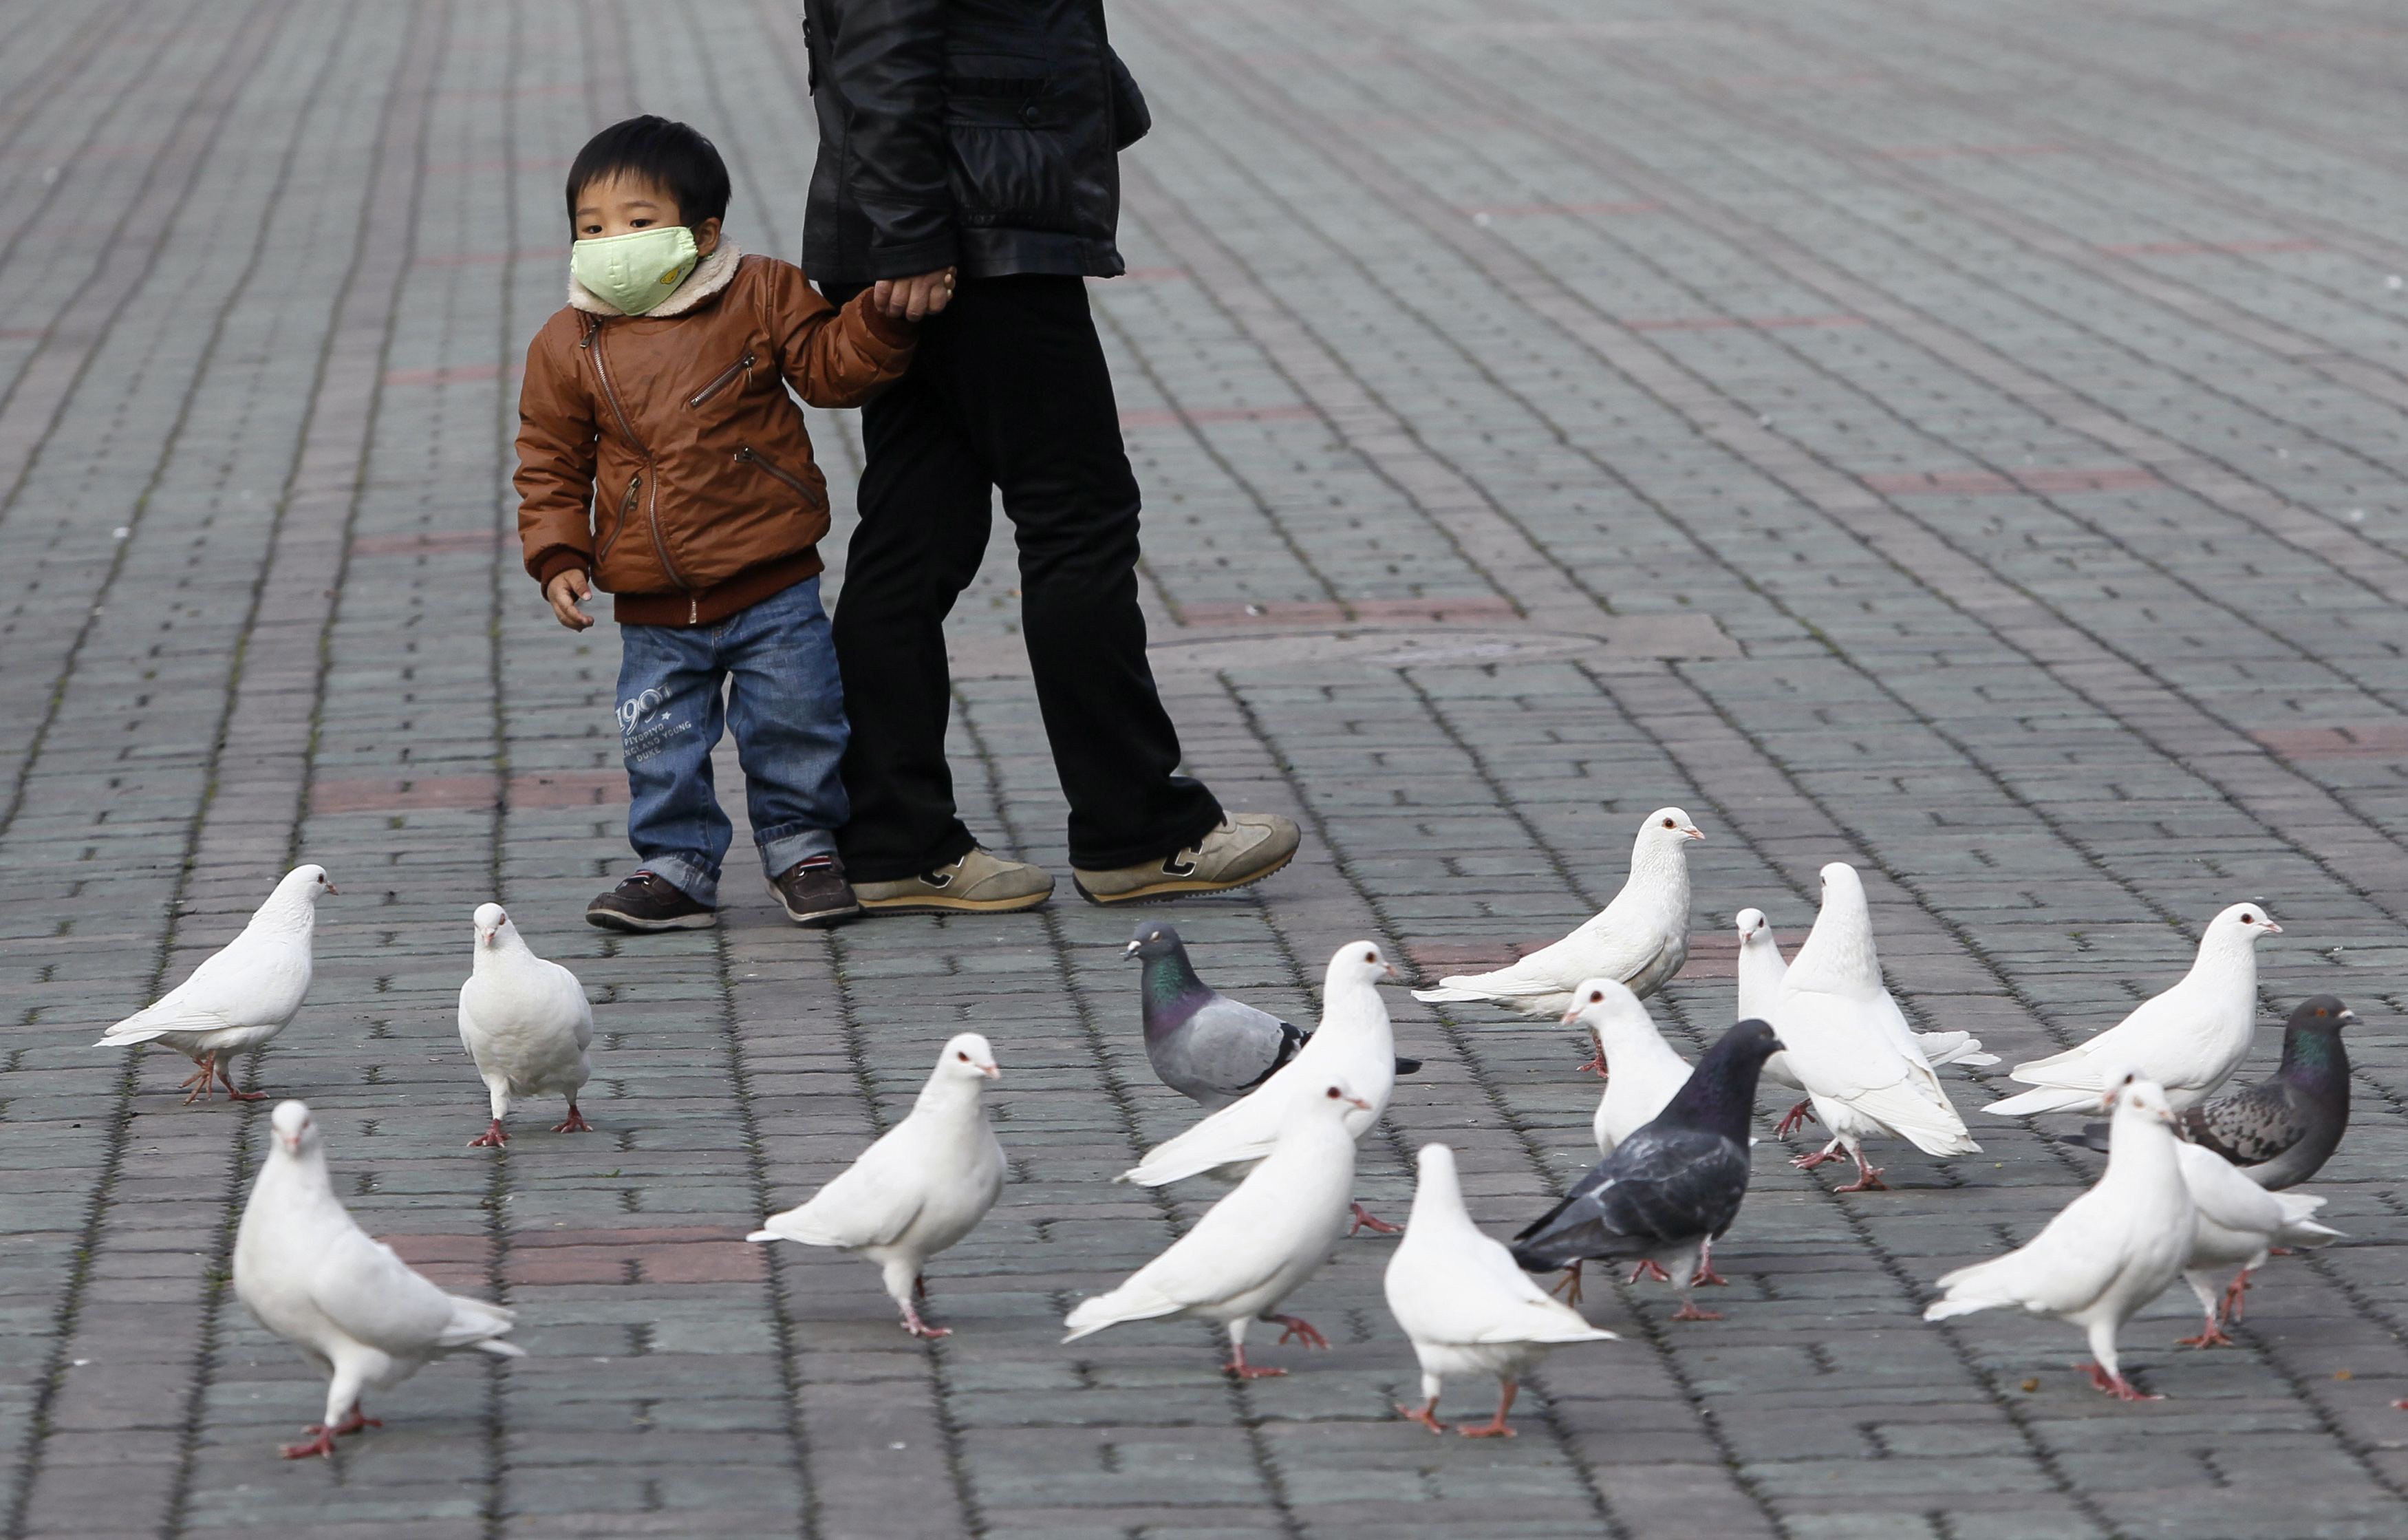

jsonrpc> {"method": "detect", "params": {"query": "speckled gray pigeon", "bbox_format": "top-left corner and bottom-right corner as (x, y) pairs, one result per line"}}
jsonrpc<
(1130, 921), (1417, 1109)
(2080, 996), (2352, 1190)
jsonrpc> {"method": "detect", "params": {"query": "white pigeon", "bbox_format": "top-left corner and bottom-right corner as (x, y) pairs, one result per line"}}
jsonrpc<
(1413, 808), (1702, 1063)
(1743, 903), (1996, 1139)
(1384, 1142), (1616, 1437)
(1985, 903), (2281, 1117)
(1775, 864), (1979, 1190)
(1119, 941), (1403, 1233)
(1923, 1074), (2195, 1401)
(2169, 1139), (2341, 1347)
(234, 1100), (523, 1458)
(1066, 1076), (1368, 1378)
(749, 1032), (1004, 1339)
(457, 903), (595, 1147)
(95, 864), (336, 1104)
(1567, 978), (1691, 1153)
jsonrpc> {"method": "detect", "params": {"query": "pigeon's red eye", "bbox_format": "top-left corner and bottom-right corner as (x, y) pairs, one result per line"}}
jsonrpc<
(956, 1051), (969, 1061)
(2241, 912), (2255, 924)
(1326, 1087), (1341, 1098)
(1364, 951), (1376, 963)
(1662, 817), (1674, 828)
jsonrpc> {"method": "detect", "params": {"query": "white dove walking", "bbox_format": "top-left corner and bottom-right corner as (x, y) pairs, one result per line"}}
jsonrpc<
(1120, 941), (1404, 1234)
(1067, 1077), (1367, 1378)
(96, 864), (335, 1104)
(1985, 903), (2281, 1117)
(1775, 864), (1979, 1191)
(1384, 1143), (1616, 1437)
(458, 903), (594, 1146)
(1415, 808), (1701, 1070)
(750, 1033), (1004, 1338)
(2170, 1140), (2341, 1348)
(235, 1101), (523, 1458)
(1923, 1074), (2193, 1401)
(1569, 978), (1690, 1154)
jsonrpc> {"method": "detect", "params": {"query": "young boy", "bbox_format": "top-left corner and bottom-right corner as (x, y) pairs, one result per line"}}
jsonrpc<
(515, 116), (919, 932)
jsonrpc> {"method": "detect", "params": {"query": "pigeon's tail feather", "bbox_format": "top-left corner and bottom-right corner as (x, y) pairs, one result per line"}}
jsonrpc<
(1393, 1057), (1423, 1076)
(1916, 1032), (1997, 1068)
(471, 1338), (528, 1359)
(437, 1295), (517, 1351)
(1922, 1294), (2005, 1323)
(1061, 1282), (1184, 1342)
(749, 1209), (846, 1249)
(1981, 1084), (2097, 1118)
(1410, 983), (1490, 1004)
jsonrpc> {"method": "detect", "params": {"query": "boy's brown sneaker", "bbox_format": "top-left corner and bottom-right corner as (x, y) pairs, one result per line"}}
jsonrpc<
(1071, 814), (1300, 906)
(768, 855), (862, 928)
(854, 848), (1055, 915)
(586, 871), (717, 932)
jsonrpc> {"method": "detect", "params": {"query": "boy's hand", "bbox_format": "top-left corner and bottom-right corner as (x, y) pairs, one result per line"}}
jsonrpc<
(873, 267), (956, 323)
(546, 569), (595, 631)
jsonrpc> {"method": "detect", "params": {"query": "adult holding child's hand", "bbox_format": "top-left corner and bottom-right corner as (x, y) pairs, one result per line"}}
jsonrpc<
(802, 0), (1299, 915)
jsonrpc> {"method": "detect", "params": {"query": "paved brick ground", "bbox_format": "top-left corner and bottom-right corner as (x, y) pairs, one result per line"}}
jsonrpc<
(6, 0), (2408, 1534)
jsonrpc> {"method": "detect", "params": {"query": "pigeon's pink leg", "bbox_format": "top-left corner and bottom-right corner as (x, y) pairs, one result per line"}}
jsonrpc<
(1668, 1299), (1723, 1322)
(1223, 1343), (1287, 1379)
(551, 1101), (593, 1134)
(1398, 1395), (1447, 1433)
(215, 1057), (267, 1102)
(2175, 1316), (2234, 1349)
(328, 1403), (380, 1437)
(914, 1273), (929, 1300)
(2079, 1362), (2161, 1401)
(1574, 1029), (1609, 1080)
(177, 1055), (215, 1104)
(2222, 1268), (2253, 1324)
(1349, 1202), (1401, 1236)
(1692, 1240), (1730, 1287)
(281, 1425), (339, 1459)
(1457, 1379), (1520, 1439)
(1791, 1142), (1847, 1172)
(1628, 1259), (1673, 1284)
(1547, 1263), (1583, 1305)
(1772, 1100), (1818, 1138)
(1269, 1315), (1329, 1351)
(899, 1300), (950, 1340)
(1833, 1153), (1889, 1193)
(467, 1120), (508, 1148)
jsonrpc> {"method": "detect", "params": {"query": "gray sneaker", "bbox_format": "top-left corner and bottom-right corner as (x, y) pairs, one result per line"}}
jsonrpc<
(854, 847), (1055, 915)
(1072, 813), (1300, 906)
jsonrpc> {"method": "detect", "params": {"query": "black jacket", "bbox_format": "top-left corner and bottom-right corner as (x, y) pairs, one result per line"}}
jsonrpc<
(800, 0), (1150, 283)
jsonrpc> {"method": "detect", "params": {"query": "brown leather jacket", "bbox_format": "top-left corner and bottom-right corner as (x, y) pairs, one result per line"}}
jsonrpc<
(515, 243), (914, 627)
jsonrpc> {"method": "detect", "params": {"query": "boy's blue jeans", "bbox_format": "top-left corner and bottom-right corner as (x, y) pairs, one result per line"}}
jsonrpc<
(614, 577), (848, 907)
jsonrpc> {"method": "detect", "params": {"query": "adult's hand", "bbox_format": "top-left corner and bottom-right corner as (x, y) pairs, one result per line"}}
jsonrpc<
(545, 568), (594, 632)
(873, 267), (958, 323)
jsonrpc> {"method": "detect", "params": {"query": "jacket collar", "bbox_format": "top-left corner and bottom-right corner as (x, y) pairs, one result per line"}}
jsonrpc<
(567, 239), (744, 318)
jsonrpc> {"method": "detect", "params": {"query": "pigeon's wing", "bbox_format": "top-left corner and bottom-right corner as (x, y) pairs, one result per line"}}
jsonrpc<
(307, 1226), (478, 1354)
(1174, 998), (1296, 1097)
(1121, 1079), (1288, 1185)
(541, 958), (595, 1051)
(1931, 1186), (2131, 1316)
(1393, 1230), (1615, 1347)
(1515, 1129), (1746, 1263)
(1785, 988), (1979, 1155)
(2179, 1081), (2308, 1167)
(2010, 992), (2202, 1089)
(758, 1129), (925, 1248)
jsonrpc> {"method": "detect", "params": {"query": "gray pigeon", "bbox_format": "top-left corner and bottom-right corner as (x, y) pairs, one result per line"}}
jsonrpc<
(2078, 996), (2352, 1190)
(1129, 922), (1417, 1110)
(1509, 1019), (1783, 1321)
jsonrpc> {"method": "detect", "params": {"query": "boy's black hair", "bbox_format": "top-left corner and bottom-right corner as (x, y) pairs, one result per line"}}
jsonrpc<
(566, 116), (731, 228)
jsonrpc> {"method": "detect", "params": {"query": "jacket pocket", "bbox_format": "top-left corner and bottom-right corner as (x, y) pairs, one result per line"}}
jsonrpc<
(598, 472), (639, 563)
(687, 353), (756, 409)
(734, 445), (817, 504)
(943, 58), (1073, 228)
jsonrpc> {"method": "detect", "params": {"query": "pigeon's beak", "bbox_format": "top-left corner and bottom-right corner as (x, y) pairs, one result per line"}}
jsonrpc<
(1560, 1005), (1581, 1026)
(1344, 1094), (1373, 1111)
(1124, 940), (1141, 958)
(1766, 1036), (1785, 1053)
(277, 1131), (302, 1155)
(1383, 961), (1399, 981)
(321, 881), (339, 896)
(1686, 826), (1705, 842)
(2341, 1009), (2359, 1025)
(978, 1062), (1000, 1080)
(2258, 919), (2283, 934)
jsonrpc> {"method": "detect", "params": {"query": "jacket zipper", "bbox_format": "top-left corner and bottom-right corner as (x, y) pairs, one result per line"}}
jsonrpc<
(687, 353), (755, 409)
(598, 472), (639, 562)
(734, 444), (816, 500)
(584, 319), (692, 606)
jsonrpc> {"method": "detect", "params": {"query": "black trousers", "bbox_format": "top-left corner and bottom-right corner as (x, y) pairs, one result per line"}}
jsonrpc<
(826, 275), (1222, 881)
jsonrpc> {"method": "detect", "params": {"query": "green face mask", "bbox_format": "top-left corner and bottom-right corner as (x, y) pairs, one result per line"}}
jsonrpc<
(571, 226), (701, 315)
